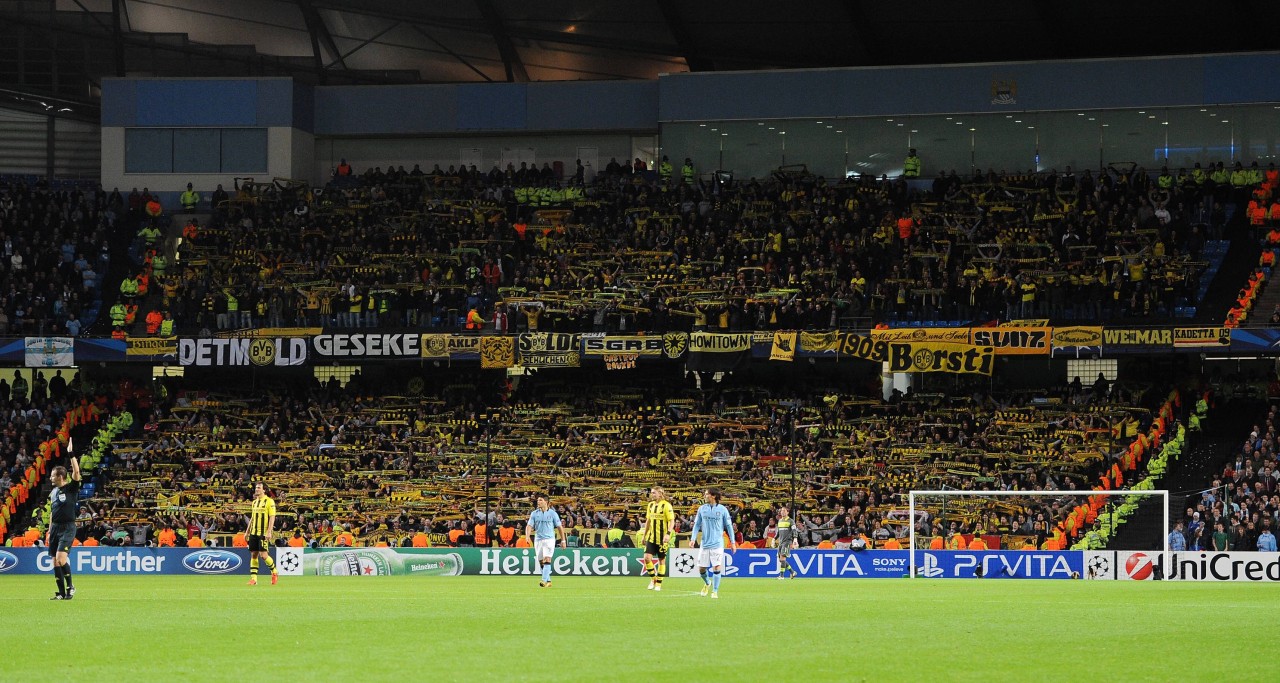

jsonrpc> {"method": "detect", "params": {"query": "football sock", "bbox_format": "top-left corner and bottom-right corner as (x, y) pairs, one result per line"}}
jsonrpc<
(55, 565), (65, 596)
(700, 569), (709, 586)
(264, 555), (276, 571)
(642, 559), (653, 576)
(655, 562), (665, 585)
(711, 570), (721, 591)
(250, 557), (259, 577)
(541, 562), (552, 583)
(779, 559), (788, 574)
(62, 564), (73, 590)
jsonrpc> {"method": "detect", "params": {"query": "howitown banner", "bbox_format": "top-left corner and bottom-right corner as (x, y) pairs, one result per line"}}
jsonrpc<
(178, 338), (309, 366)
(302, 547), (645, 576)
(1086, 551), (1280, 581)
(0, 547), (302, 575)
(969, 326), (1051, 355)
(686, 332), (753, 372)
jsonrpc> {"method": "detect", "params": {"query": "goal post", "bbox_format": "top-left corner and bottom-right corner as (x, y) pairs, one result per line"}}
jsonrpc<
(908, 489), (1170, 578)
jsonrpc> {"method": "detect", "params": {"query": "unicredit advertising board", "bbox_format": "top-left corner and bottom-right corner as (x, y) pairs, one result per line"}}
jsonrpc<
(1086, 551), (1280, 581)
(0, 547), (304, 575)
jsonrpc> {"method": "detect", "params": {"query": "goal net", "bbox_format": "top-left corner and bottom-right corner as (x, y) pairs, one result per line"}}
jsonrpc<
(907, 489), (1170, 579)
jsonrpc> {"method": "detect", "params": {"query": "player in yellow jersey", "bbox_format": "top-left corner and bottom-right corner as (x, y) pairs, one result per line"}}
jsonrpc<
(247, 482), (278, 585)
(639, 487), (674, 591)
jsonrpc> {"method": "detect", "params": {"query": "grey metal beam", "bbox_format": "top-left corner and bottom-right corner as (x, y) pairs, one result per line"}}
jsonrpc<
(111, 0), (126, 76)
(409, 24), (493, 82)
(474, 0), (528, 82)
(297, 0), (347, 70)
(327, 21), (400, 69)
(656, 0), (711, 72)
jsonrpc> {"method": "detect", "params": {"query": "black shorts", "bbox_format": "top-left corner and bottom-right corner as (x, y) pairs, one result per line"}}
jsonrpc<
(248, 535), (269, 553)
(50, 524), (76, 555)
(644, 541), (668, 558)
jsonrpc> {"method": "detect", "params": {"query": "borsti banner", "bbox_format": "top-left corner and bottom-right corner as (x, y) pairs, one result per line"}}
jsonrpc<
(0, 547), (303, 575)
(1090, 551), (1280, 582)
(1050, 326), (1102, 358)
(518, 333), (580, 368)
(179, 338), (308, 366)
(836, 332), (993, 375)
(303, 547), (644, 576)
(870, 327), (972, 344)
(969, 326), (1050, 355)
(580, 334), (684, 359)
(914, 550), (1082, 579)
(669, 548), (909, 578)
(25, 337), (74, 367)
(686, 332), (753, 372)
(1103, 328), (1172, 354)
(312, 333), (423, 359)
(421, 334), (482, 360)
(126, 337), (177, 359)
(1173, 327), (1232, 349)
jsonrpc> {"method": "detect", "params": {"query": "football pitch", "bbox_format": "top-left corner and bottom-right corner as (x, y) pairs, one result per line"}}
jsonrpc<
(2, 576), (1273, 682)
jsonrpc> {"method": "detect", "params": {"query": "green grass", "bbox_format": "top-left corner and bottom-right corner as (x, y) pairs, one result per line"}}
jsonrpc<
(1, 576), (1274, 682)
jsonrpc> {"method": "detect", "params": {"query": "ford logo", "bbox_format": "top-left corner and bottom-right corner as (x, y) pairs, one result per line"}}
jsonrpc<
(182, 550), (243, 574)
(0, 550), (17, 573)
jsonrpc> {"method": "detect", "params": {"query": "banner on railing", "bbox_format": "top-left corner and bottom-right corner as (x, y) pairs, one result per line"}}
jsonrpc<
(668, 548), (911, 578)
(0, 547), (303, 575)
(1086, 551), (1280, 581)
(25, 337), (75, 367)
(913, 550), (1083, 579)
(301, 547), (643, 576)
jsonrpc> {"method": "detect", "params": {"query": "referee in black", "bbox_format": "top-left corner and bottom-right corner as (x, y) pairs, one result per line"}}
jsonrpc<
(47, 455), (81, 600)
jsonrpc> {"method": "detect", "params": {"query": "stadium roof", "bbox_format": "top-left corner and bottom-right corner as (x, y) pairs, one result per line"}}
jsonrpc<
(3, 0), (1279, 115)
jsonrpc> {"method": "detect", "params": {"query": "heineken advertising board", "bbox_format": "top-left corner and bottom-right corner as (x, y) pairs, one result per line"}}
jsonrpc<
(303, 547), (646, 577)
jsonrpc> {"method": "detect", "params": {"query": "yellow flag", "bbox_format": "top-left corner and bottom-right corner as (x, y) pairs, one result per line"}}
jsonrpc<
(770, 331), (797, 361)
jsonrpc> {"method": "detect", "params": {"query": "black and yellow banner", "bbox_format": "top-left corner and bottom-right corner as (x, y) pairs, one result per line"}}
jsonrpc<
(837, 332), (994, 375)
(517, 333), (580, 368)
(770, 331), (797, 362)
(126, 337), (177, 358)
(870, 327), (972, 344)
(421, 334), (481, 359)
(480, 336), (515, 369)
(1173, 327), (1231, 348)
(969, 326), (1050, 355)
(686, 332), (752, 372)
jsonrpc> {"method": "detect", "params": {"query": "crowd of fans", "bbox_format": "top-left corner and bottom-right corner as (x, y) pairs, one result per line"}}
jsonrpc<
(137, 154), (1275, 336)
(51, 368), (1168, 551)
(1177, 396), (1280, 552)
(0, 178), (110, 337)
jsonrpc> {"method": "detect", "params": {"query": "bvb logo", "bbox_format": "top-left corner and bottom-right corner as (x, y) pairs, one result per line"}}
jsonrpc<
(248, 338), (277, 366)
(528, 334), (548, 352)
(426, 335), (447, 356)
(662, 332), (688, 359)
(911, 348), (934, 371)
(406, 377), (425, 395)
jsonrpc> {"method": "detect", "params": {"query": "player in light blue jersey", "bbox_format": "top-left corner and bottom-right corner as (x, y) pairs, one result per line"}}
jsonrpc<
(689, 487), (736, 598)
(524, 494), (565, 587)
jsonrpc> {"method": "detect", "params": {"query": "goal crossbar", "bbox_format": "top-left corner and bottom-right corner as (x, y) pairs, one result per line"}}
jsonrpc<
(908, 489), (1169, 578)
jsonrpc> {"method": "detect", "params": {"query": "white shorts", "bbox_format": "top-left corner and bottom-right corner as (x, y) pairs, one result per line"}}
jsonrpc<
(696, 547), (725, 569)
(535, 538), (556, 562)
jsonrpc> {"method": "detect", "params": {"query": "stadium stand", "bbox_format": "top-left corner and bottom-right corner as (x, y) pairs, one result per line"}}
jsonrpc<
(0, 177), (108, 336)
(131, 159), (1271, 337)
(51, 369), (1180, 553)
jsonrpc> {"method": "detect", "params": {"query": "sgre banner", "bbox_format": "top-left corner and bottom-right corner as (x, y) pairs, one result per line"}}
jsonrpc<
(668, 548), (910, 578)
(0, 547), (303, 575)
